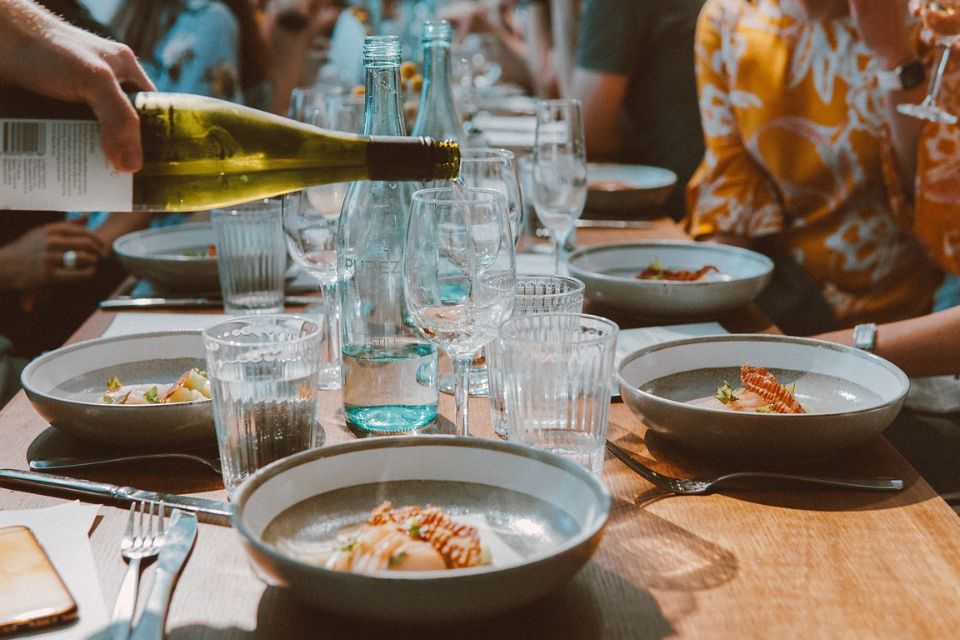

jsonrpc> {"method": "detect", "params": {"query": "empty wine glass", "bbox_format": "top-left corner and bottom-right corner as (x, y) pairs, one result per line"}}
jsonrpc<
(531, 99), (587, 273)
(439, 148), (525, 397)
(404, 186), (516, 437)
(280, 94), (364, 389)
(898, 0), (960, 124)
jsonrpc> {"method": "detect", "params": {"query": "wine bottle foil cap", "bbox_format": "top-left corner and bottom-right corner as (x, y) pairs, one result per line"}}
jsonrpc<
(421, 20), (453, 45)
(367, 136), (460, 181)
(363, 35), (401, 64)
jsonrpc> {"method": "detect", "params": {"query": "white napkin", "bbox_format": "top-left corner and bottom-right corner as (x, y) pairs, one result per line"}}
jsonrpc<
(615, 323), (728, 368)
(101, 313), (229, 338)
(0, 502), (106, 638)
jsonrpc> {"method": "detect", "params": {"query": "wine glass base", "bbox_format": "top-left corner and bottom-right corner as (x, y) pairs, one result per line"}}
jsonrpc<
(897, 102), (959, 125)
(439, 370), (490, 397)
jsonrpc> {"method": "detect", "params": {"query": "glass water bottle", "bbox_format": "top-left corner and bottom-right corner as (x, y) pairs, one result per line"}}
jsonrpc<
(338, 35), (440, 432)
(411, 20), (466, 145)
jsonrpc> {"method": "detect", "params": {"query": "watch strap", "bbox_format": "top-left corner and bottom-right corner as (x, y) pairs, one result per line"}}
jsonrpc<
(876, 58), (926, 92)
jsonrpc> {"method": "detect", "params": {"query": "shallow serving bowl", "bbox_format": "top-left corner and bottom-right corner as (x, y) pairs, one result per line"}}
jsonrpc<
(232, 436), (610, 621)
(21, 331), (213, 448)
(113, 222), (219, 293)
(567, 241), (773, 317)
(585, 163), (677, 215)
(617, 335), (909, 462)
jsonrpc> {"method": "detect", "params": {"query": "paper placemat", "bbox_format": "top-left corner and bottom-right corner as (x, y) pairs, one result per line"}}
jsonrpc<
(0, 502), (105, 638)
(101, 313), (229, 338)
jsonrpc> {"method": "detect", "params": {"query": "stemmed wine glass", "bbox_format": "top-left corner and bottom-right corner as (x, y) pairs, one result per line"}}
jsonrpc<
(281, 93), (365, 389)
(898, 0), (960, 124)
(404, 187), (516, 437)
(438, 148), (524, 397)
(531, 99), (587, 273)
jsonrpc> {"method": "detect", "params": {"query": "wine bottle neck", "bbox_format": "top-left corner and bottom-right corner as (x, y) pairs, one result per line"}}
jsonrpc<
(366, 136), (460, 181)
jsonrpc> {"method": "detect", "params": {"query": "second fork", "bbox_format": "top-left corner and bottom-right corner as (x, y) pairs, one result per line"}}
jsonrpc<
(110, 501), (165, 640)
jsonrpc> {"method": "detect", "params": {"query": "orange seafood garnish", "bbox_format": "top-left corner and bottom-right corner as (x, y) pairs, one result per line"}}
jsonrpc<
(636, 261), (719, 281)
(739, 364), (805, 414)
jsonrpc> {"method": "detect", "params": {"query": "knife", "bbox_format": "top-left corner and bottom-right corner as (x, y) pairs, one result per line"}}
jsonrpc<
(0, 469), (232, 519)
(574, 219), (656, 229)
(129, 509), (198, 640)
(100, 295), (317, 309)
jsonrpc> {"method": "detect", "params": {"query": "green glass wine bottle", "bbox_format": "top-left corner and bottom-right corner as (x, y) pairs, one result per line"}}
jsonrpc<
(0, 86), (460, 212)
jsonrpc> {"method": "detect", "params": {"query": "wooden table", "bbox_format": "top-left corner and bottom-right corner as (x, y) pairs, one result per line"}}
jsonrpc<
(2, 221), (960, 639)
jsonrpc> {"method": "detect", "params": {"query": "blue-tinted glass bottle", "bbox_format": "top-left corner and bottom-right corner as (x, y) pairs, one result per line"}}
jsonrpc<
(338, 35), (439, 432)
(411, 20), (466, 144)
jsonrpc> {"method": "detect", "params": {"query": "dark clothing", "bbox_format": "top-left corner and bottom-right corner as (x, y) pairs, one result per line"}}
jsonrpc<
(576, 0), (706, 217)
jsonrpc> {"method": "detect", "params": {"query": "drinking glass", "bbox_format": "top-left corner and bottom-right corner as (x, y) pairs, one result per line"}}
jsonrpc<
(403, 186), (516, 437)
(211, 199), (286, 315)
(898, 0), (960, 124)
(203, 315), (322, 493)
(487, 275), (586, 438)
(438, 148), (525, 397)
(531, 99), (587, 273)
(282, 94), (365, 388)
(497, 313), (618, 476)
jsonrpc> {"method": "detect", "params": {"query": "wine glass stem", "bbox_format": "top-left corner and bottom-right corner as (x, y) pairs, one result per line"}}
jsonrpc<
(319, 280), (341, 377)
(553, 231), (562, 274)
(450, 353), (473, 437)
(930, 44), (953, 105)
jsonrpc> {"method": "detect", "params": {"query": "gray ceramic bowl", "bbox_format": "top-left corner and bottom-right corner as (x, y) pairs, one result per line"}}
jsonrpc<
(617, 335), (909, 462)
(567, 241), (773, 317)
(21, 331), (214, 448)
(232, 436), (610, 621)
(114, 222), (220, 293)
(585, 163), (677, 214)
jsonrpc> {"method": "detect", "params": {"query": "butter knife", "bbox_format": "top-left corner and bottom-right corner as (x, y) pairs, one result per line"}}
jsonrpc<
(0, 469), (232, 519)
(129, 509), (198, 640)
(100, 295), (317, 310)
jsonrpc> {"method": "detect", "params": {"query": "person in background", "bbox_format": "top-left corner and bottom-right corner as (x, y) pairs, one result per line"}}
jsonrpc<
(686, 0), (960, 336)
(570, 0), (706, 219)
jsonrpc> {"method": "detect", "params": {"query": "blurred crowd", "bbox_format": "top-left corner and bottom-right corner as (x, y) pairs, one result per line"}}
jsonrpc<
(4, 0), (960, 403)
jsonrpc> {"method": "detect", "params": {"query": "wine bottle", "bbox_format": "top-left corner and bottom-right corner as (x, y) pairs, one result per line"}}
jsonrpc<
(338, 35), (439, 433)
(0, 86), (459, 212)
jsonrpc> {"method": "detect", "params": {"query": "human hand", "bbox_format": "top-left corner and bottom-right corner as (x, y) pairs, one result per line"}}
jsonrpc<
(438, 1), (496, 39)
(848, 0), (917, 68)
(0, 0), (155, 172)
(0, 221), (104, 290)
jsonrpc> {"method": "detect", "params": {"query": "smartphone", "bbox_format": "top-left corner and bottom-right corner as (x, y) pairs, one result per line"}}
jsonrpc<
(0, 525), (78, 635)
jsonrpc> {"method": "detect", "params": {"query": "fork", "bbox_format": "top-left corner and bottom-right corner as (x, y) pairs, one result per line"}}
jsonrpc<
(110, 502), (166, 640)
(605, 440), (904, 494)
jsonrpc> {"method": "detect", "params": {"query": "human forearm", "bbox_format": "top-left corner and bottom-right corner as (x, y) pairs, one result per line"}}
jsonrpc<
(816, 307), (960, 377)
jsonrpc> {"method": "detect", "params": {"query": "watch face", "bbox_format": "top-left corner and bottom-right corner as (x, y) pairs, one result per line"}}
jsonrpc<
(901, 60), (926, 91)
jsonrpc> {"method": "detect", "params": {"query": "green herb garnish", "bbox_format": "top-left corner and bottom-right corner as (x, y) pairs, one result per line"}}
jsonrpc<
(106, 375), (122, 391)
(715, 382), (743, 404)
(405, 517), (422, 539)
(388, 551), (408, 566)
(144, 386), (160, 404)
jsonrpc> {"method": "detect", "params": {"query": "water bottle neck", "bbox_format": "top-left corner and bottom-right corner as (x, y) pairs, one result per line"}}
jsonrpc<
(362, 63), (405, 136)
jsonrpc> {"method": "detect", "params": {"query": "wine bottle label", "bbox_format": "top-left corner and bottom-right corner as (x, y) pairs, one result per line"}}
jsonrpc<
(0, 119), (133, 211)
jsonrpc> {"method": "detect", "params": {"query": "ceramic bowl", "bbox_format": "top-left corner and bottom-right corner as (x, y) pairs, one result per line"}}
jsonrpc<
(617, 334), (910, 462)
(20, 331), (214, 448)
(232, 436), (610, 621)
(585, 163), (677, 215)
(113, 222), (219, 293)
(567, 241), (773, 317)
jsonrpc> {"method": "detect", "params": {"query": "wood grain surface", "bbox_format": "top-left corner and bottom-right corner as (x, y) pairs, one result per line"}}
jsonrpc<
(1, 222), (958, 639)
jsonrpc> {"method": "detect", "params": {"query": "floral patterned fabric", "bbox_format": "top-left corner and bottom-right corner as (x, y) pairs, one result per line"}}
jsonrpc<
(686, 0), (960, 326)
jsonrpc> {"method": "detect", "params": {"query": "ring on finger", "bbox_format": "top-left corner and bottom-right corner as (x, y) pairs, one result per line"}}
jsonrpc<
(62, 250), (79, 269)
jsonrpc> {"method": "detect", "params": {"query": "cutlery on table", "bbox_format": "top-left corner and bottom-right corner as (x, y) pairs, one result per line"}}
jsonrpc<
(110, 502), (166, 640)
(605, 440), (904, 494)
(0, 469), (232, 520)
(129, 509), (198, 640)
(574, 219), (655, 229)
(30, 452), (222, 475)
(99, 295), (317, 310)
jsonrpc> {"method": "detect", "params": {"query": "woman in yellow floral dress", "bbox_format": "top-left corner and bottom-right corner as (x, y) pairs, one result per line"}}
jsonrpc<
(687, 0), (960, 330)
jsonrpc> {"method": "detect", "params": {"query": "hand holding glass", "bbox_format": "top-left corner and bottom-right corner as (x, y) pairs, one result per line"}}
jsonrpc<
(897, 0), (960, 124)
(404, 187), (516, 437)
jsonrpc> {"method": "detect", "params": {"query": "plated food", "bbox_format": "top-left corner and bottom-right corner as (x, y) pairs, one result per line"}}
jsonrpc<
(617, 335), (909, 462)
(584, 163), (677, 215)
(21, 331), (214, 448)
(100, 368), (210, 405)
(113, 223), (220, 293)
(233, 436), (610, 621)
(567, 242), (773, 317)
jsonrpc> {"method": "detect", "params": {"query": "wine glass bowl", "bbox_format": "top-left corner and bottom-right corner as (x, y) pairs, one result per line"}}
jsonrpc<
(404, 187), (516, 437)
(532, 99), (588, 273)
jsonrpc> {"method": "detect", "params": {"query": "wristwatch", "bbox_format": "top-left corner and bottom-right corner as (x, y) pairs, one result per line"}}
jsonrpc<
(876, 58), (926, 92)
(852, 323), (878, 353)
